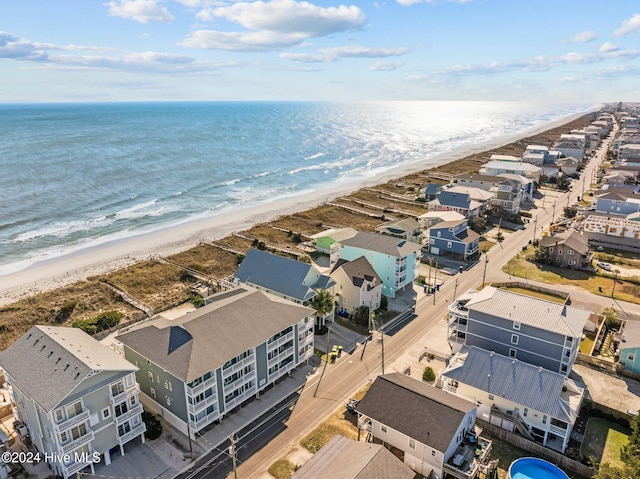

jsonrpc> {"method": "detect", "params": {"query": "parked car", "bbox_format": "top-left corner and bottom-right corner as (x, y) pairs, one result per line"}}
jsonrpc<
(596, 262), (612, 271)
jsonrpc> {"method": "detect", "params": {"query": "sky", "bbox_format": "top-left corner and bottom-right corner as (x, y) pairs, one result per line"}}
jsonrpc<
(1, 0), (639, 103)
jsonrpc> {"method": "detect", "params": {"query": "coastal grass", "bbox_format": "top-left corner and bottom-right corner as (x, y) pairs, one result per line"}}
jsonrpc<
(168, 243), (240, 278)
(581, 417), (630, 468)
(267, 458), (297, 479)
(594, 251), (640, 270)
(502, 254), (640, 305)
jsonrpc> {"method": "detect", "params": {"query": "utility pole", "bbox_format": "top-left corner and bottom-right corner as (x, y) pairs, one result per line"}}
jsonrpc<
(229, 434), (238, 479)
(427, 257), (432, 292)
(453, 277), (459, 302)
(552, 201), (556, 223)
(612, 270), (620, 298)
(432, 260), (438, 305)
(380, 325), (385, 375)
(482, 251), (489, 289)
(313, 327), (331, 397)
(533, 215), (538, 243)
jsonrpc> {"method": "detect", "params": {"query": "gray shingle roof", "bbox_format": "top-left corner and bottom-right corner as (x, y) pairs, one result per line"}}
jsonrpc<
(291, 435), (415, 479)
(330, 256), (382, 289)
(441, 347), (573, 422)
(356, 373), (475, 452)
(437, 190), (471, 209)
(0, 326), (136, 412)
(463, 286), (590, 337)
(539, 230), (589, 255)
(338, 231), (421, 258)
(234, 248), (334, 302)
(117, 288), (313, 382)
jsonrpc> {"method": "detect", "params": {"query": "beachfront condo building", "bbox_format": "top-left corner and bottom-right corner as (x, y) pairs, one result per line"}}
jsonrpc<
(330, 230), (422, 298)
(0, 326), (145, 479)
(116, 287), (314, 437)
(447, 286), (590, 376)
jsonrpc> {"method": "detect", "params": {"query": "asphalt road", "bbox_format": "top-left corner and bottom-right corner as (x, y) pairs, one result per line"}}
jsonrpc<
(218, 126), (619, 478)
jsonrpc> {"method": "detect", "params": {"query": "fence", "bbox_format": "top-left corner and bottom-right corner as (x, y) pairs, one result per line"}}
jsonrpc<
(478, 420), (596, 478)
(490, 281), (571, 303)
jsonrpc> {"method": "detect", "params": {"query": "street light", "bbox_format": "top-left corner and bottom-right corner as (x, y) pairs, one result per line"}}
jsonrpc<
(612, 269), (620, 298)
(481, 251), (489, 289)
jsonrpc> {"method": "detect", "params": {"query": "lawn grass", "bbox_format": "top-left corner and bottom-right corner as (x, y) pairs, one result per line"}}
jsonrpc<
(267, 458), (297, 479)
(581, 417), (631, 468)
(500, 287), (566, 303)
(502, 254), (640, 305)
(300, 384), (370, 453)
(488, 436), (530, 479)
(580, 333), (595, 355)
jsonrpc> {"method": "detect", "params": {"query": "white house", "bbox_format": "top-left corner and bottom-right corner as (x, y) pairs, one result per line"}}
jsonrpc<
(356, 373), (492, 479)
(439, 347), (585, 453)
(0, 326), (146, 479)
(330, 256), (383, 316)
(480, 161), (541, 183)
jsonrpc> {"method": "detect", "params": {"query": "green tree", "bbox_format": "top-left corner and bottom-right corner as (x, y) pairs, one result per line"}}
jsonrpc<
(495, 231), (504, 244)
(352, 306), (370, 327)
(311, 289), (334, 321)
(468, 216), (488, 234)
(602, 307), (619, 329)
(563, 206), (578, 218)
(142, 411), (163, 440)
(422, 367), (435, 382)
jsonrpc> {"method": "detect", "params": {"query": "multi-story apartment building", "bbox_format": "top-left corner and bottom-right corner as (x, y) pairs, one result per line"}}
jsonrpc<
(447, 286), (590, 376)
(330, 231), (422, 298)
(116, 288), (314, 437)
(0, 326), (145, 478)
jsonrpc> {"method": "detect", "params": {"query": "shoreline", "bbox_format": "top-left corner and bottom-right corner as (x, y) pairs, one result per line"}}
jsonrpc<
(0, 108), (595, 305)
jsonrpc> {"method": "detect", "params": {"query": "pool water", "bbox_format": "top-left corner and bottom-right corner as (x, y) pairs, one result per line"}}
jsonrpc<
(508, 458), (569, 479)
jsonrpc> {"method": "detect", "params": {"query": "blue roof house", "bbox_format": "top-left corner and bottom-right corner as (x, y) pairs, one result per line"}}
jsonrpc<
(427, 219), (480, 261)
(234, 248), (335, 326)
(331, 231), (422, 298)
(428, 190), (482, 218)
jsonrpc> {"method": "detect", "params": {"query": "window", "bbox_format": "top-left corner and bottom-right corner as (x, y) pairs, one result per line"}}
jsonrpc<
(381, 425), (387, 433)
(447, 242), (452, 249)
(148, 371), (154, 382)
(115, 402), (128, 417)
(511, 334), (519, 345)
(629, 353), (636, 361)
(126, 374), (135, 387)
(55, 408), (64, 422)
(437, 231), (441, 237)
(523, 408), (528, 417)
(561, 364), (568, 373)
(542, 415), (547, 424)
(568, 260), (576, 265)
(513, 321), (521, 330)
(567, 249), (574, 255)
(150, 387), (156, 398)
(429, 239), (435, 245)
(129, 396), (137, 407)
(166, 396), (172, 406)
(102, 408), (111, 420)
(509, 349), (517, 358)
(558, 249), (562, 255)
(432, 450), (436, 456)
(60, 431), (68, 443)
(488, 394), (494, 400)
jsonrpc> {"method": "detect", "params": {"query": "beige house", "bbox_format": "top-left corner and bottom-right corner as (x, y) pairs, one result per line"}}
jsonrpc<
(330, 256), (383, 316)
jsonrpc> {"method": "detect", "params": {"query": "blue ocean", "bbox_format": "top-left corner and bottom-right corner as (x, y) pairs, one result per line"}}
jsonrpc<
(0, 101), (593, 275)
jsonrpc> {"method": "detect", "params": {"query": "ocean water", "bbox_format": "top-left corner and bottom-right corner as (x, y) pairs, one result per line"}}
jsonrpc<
(0, 101), (593, 275)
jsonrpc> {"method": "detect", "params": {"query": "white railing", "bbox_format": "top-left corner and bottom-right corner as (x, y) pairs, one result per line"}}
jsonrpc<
(114, 403), (143, 425)
(54, 409), (90, 433)
(268, 331), (294, 348)
(117, 423), (146, 445)
(549, 424), (568, 436)
(61, 431), (95, 454)
(224, 385), (256, 410)
(110, 384), (140, 404)
(188, 375), (217, 396)
(63, 456), (94, 476)
(222, 354), (255, 378)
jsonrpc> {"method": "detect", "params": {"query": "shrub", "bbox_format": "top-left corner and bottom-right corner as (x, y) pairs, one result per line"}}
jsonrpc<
(54, 301), (77, 323)
(422, 366), (435, 382)
(190, 294), (205, 308)
(71, 310), (123, 335)
(142, 411), (163, 440)
(379, 295), (388, 312)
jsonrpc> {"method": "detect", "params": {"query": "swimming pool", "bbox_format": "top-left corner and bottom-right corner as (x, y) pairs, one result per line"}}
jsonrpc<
(508, 458), (569, 479)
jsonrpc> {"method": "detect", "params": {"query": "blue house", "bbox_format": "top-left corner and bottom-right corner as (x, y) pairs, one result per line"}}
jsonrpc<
(619, 320), (640, 375)
(427, 219), (480, 260)
(428, 190), (482, 218)
(331, 231), (422, 298)
(595, 191), (640, 216)
(233, 248), (335, 325)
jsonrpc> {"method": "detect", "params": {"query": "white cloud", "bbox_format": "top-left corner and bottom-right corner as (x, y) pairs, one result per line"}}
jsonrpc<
(396, 0), (424, 5)
(107, 0), (175, 24)
(369, 61), (404, 71)
(614, 13), (640, 36)
(318, 45), (407, 58)
(599, 42), (619, 53)
(210, 0), (365, 36)
(560, 52), (601, 64)
(279, 52), (335, 62)
(561, 30), (596, 43)
(0, 32), (49, 60)
(180, 29), (306, 51)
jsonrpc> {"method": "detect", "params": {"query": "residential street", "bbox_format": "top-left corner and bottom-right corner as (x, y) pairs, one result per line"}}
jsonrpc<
(224, 125), (638, 478)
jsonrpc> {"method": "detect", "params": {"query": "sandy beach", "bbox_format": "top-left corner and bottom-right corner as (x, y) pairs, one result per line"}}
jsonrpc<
(0, 109), (594, 306)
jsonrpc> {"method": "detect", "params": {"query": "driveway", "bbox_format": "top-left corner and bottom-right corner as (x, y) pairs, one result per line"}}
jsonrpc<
(571, 363), (640, 414)
(93, 437), (177, 479)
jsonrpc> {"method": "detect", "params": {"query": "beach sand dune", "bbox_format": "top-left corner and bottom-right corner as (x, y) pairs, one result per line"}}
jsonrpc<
(0, 110), (595, 306)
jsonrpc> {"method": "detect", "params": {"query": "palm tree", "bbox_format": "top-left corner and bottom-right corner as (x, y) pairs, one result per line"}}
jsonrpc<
(311, 289), (334, 328)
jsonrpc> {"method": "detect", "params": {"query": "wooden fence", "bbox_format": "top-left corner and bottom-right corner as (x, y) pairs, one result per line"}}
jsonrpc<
(478, 420), (596, 478)
(490, 281), (571, 303)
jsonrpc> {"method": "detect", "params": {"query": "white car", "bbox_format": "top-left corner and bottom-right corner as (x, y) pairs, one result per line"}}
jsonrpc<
(597, 262), (612, 271)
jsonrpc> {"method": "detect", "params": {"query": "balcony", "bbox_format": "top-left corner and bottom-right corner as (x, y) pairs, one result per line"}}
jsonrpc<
(268, 331), (294, 348)
(114, 403), (143, 425)
(54, 409), (90, 433)
(224, 384), (256, 410)
(222, 354), (255, 378)
(268, 349), (293, 368)
(110, 384), (140, 405)
(549, 424), (569, 437)
(443, 435), (492, 479)
(117, 423), (146, 445)
(187, 375), (217, 396)
(357, 417), (372, 432)
(61, 430), (95, 454)
(62, 456), (94, 476)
